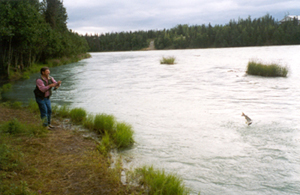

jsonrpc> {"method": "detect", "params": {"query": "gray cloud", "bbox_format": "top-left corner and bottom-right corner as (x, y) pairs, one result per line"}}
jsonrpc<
(63, 0), (300, 34)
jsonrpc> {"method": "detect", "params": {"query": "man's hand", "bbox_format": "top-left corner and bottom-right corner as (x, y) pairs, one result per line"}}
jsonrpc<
(50, 81), (62, 88)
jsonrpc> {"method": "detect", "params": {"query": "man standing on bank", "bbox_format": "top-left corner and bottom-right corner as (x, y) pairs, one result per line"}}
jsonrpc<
(34, 67), (61, 129)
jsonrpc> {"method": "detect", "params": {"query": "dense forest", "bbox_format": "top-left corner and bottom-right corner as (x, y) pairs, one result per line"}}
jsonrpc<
(84, 14), (300, 52)
(0, 0), (89, 79)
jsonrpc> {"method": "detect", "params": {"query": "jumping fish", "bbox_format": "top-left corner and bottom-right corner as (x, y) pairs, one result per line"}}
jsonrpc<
(242, 112), (252, 126)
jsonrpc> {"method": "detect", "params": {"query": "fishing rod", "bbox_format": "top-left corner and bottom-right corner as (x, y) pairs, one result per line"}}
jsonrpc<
(53, 70), (86, 91)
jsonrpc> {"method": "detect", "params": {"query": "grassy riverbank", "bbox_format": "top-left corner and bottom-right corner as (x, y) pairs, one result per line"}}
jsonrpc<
(0, 102), (193, 194)
(0, 103), (139, 194)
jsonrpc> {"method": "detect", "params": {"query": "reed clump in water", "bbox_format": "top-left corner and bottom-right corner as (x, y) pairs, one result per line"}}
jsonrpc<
(246, 60), (288, 77)
(93, 113), (115, 134)
(69, 107), (87, 123)
(160, 56), (176, 65)
(113, 122), (134, 149)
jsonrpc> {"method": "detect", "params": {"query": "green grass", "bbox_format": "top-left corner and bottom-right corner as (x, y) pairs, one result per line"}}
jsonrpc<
(0, 180), (33, 195)
(26, 101), (134, 150)
(135, 166), (191, 195)
(94, 114), (115, 134)
(0, 101), (23, 109)
(0, 118), (25, 134)
(0, 104), (139, 194)
(0, 118), (48, 137)
(96, 131), (112, 157)
(1, 83), (12, 93)
(11, 101), (23, 109)
(113, 122), (134, 149)
(246, 60), (288, 77)
(83, 114), (95, 130)
(69, 107), (87, 123)
(54, 104), (71, 118)
(27, 99), (39, 113)
(0, 143), (24, 171)
(160, 56), (176, 65)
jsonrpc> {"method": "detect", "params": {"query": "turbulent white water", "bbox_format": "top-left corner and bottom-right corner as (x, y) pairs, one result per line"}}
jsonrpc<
(4, 45), (300, 195)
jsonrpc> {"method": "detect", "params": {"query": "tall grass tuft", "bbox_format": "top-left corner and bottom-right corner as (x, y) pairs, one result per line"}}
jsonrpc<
(83, 114), (95, 130)
(96, 131), (111, 157)
(160, 56), (176, 65)
(54, 104), (70, 118)
(113, 122), (134, 149)
(69, 107), (87, 123)
(246, 60), (288, 77)
(136, 166), (190, 195)
(94, 114), (115, 134)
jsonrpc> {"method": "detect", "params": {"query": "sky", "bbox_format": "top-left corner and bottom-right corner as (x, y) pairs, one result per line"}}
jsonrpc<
(63, 0), (300, 35)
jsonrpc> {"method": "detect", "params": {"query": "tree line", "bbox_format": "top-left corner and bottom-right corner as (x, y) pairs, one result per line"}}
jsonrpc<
(84, 14), (300, 52)
(0, 0), (89, 78)
(84, 30), (157, 52)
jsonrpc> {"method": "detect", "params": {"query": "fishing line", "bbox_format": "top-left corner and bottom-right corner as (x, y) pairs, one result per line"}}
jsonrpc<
(53, 70), (86, 91)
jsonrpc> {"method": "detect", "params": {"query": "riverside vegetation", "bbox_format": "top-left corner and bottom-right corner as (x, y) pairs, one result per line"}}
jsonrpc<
(0, 101), (193, 195)
(0, 0), (90, 81)
(246, 60), (289, 77)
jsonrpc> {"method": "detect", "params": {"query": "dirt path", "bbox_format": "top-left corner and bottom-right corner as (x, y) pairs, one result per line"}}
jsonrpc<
(148, 40), (155, 50)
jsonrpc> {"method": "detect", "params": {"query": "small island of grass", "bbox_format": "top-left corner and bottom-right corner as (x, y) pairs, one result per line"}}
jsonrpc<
(246, 60), (288, 77)
(160, 56), (176, 65)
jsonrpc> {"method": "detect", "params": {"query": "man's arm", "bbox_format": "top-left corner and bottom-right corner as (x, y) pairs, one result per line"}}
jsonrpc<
(36, 79), (57, 92)
(51, 77), (62, 87)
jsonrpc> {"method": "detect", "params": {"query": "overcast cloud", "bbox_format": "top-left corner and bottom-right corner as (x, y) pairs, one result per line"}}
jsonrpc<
(63, 0), (300, 35)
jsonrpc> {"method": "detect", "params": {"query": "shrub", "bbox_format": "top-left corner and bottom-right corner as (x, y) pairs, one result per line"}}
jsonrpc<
(94, 114), (115, 134)
(0, 118), (25, 134)
(160, 56), (176, 65)
(22, 72), (30, 79)
(135, 166), (190, 195)
(246, 60), (288, 77)
(69, 108), (87, 123)
(113, 122), (134, 149)
(1, 83), (12, 93)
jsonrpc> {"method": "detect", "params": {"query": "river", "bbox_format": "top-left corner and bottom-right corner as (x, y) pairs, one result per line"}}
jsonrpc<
(3, 45), (300, 195)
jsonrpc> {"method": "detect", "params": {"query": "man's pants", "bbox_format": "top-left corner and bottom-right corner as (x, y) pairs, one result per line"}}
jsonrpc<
(35, 97), (52, 127)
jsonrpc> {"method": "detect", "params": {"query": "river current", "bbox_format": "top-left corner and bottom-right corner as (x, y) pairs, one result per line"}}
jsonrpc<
(3, 45), (300, 195)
